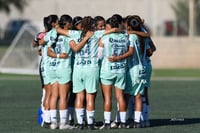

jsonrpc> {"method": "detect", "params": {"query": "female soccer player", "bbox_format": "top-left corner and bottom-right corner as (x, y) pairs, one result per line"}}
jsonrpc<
(37, 15), (62, 128)
(125, 16), (152, 128)
(67, 16), (83, 126)
(94, 16), (105, 30)
(133, 15), (154, 127)
(98, 17), (129, 129)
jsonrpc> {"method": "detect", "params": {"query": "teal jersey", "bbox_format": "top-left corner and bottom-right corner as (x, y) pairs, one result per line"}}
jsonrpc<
(128, 34), (150, 68)
(68, 30), (81, 67)
(128, 34), (141, 69)
(44, 28), (58, 70)
(101, 33), (129, 73)
(55, 35), (73, 68)
(44, 28), (57, 45)
(74, 30), (104, 68)
(41, 28), (57, 70)
(40, 44), (50, 68)
(68, 30), (81, 43)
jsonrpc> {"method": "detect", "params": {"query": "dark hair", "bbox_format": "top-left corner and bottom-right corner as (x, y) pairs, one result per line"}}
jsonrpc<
(80, 16), (94, 40)
(59, 14), (72, 28)
(127, 17), (141, 31)
(47, 15), (59, 50)
(44, 14), (58, 31)
(72, 16), (83, 29)
(94, 16), (105, 27)
(127, 17), (145, 54)
(106, 17), (119, 28)
(132, 15), (143, 25)
(112, 14), (123, 24)
(43, 17), (50, 32)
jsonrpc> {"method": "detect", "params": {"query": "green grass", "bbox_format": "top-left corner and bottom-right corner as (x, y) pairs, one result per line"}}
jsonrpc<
(0, 71), (200, 133)
(152, 69), (200, 77)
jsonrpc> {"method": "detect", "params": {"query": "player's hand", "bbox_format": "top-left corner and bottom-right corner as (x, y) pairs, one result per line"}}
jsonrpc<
(60, 53), (68, 59)
(85, 31), (94, 38)
(38, 49), (42, 56)
(108, 55), (119, 62)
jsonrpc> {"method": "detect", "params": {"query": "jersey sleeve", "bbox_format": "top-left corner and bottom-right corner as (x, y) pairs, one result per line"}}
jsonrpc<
(129, 34), (137, 48)
(95, 30), (105, 39)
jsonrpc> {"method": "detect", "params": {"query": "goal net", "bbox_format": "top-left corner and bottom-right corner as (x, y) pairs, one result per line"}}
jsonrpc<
(0, 23), (41, 75)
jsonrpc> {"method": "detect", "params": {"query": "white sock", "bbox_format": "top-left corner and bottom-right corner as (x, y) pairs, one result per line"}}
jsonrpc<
(44, 110), (51, 123)
(119, 112), (126, 123)
(60, 109), (68, 124)
(50, 109), (57, 123)
(76, 108), (85, 124)
(104, 112), (111, 124)
(134, 111), (141, 123)
(68, 107), (74, 121)
(86, 110), (95, 125)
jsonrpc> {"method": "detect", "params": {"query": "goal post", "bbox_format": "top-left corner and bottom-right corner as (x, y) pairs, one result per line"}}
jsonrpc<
(0, 23), (41, 75)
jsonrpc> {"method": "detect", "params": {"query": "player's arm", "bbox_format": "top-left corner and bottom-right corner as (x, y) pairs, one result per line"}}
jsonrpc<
(103, 27), (123, 35)
(108, 46), (134, 62)
(146, 47), (153, 57)
(69, 31), (94, 52)
(47, 47), (68, 59)
(56, 27), (69, 36)
(128, 30), (150, 37)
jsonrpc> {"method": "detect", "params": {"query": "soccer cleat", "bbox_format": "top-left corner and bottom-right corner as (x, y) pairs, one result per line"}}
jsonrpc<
(76, 124), (84, 130)
(111, 121), (120, 129)
(50, 122), (58, 129)
(59, 123), (75, 130)
(126, 119), (134, 128)
(99, 123), (111, 130)
(42, 122), (51, 129)
(69, 119), (74, 126)
(37, 107), (43, 125)
(119, 123), (127, 129)
(133, 122), (141, 128)
(87, 124), (99, 130)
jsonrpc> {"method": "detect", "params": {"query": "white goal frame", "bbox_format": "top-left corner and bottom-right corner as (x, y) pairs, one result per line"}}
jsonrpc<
(0, 23), (41, 75)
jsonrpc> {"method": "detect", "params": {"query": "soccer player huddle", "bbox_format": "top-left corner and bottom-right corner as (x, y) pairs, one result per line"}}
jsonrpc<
(33, 13), (156, 130)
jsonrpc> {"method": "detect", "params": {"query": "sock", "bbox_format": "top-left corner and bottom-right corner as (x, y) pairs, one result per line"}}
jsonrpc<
(68, 107), (74, 121)
(60, 109), (68, 124)
(44, 110), (51, 123)
(134, 111), (141, 123)
(119, 112), (126, 123)
(86, 110), (95, 125)
(50, 109), (57, 123)
(76, 108), (85, 124)
(104, 112), (111, 124)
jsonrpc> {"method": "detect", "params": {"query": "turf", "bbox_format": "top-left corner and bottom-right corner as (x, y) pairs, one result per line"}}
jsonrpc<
(0, 71), (200, 133)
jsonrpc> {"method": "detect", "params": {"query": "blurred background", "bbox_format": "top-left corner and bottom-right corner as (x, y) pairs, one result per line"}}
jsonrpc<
(0, 0), (199, 75)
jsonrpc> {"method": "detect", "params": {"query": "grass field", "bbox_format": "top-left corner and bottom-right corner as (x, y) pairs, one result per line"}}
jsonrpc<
(0, 69), (200, 133)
